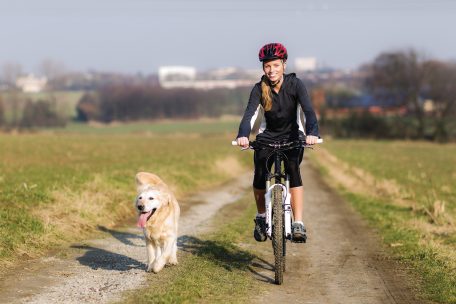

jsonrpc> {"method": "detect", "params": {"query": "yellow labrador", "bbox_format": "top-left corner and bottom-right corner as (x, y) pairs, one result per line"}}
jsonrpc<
(135, 172), (180, 273)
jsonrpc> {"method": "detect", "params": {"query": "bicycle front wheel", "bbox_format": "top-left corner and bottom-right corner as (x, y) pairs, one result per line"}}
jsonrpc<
(272, 185), (284, 285)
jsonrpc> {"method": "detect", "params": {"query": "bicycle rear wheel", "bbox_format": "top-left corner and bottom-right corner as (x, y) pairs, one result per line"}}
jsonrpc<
(272, 185), (284, 285)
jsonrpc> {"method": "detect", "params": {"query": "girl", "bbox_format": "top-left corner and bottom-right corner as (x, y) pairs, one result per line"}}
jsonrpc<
(236, 43), (319, 242)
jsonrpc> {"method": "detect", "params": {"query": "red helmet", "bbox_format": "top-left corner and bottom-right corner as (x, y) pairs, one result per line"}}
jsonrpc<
(258, 43), (288, 62)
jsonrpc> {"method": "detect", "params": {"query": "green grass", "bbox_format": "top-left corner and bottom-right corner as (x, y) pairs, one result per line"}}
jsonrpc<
(312, 139), (456, 303)
(122, 194), (262, 304)
(322, 140), (456, 214)
(53, 119), (240, 135)
(0, 120), (248, 267)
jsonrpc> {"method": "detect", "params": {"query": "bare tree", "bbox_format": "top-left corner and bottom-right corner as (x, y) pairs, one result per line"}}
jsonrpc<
(1, 62), (23, 87)
(38, 59), (66, 81)
(365, 49), (427, 138)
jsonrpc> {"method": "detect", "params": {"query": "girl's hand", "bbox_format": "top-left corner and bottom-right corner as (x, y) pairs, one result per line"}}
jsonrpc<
(306, 135), (319, 145)
(236, 137), (249, 148)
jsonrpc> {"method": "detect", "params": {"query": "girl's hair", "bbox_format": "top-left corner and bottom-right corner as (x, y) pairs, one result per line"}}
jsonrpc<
(261, 75), (273, 111)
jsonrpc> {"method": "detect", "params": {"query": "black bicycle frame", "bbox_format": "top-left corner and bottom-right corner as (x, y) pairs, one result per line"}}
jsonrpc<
(266, 150), (289, 188)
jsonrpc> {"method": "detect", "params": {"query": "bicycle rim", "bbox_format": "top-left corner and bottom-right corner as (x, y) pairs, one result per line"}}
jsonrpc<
(272, 185), (284, 285)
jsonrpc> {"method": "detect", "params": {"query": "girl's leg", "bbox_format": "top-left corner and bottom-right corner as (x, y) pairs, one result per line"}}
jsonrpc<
(253, 148), (272, 214)
(285, 148), (305, 222)
(253, 187), (266, 213)
(290, 186), (303, 222)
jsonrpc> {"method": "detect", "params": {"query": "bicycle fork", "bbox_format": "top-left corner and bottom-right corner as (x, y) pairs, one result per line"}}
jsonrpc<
(265, 180), (292, 239)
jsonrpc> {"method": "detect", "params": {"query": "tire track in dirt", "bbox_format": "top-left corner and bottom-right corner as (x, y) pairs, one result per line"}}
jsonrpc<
(0, 173), (252, 304)
(248, 160), (426, 304)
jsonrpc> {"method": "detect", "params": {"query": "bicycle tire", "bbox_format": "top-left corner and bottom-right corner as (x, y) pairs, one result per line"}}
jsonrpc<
(272, 185), (284, 285)
(283, 228), (286, 273)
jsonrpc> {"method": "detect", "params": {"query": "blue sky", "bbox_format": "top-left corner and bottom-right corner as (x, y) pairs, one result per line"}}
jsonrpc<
(1, 0), (455, 74)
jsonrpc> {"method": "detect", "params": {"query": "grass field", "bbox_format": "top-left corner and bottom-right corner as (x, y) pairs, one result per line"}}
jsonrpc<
(311, 140), (456, 303)
(0, 120), (247, 268)
(57, 119), (240, 135)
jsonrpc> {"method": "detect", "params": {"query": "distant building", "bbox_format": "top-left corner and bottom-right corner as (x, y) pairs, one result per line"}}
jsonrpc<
(295, 57), (317, 72)
(158, 66), (257, 90)
(158, 66), (196, 81)
(15, 74), (47, 93)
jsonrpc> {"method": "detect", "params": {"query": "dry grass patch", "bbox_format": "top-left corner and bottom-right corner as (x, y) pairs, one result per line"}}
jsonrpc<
(316, 148), (409, 204)
(33, 175), (133, 239)
(213, 156), (245, 179)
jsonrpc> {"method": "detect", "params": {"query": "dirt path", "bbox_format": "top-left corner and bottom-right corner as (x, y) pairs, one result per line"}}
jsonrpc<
(0, 173), (252, 304)
(0, 162), (424, 304)
(248, 160), (425, 304)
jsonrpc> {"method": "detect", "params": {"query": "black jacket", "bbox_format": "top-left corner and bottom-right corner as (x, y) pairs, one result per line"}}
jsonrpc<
(237, 73), (319, 142)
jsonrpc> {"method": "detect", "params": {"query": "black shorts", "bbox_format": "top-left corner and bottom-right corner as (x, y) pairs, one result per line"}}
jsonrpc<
(253, 147), (304, 189)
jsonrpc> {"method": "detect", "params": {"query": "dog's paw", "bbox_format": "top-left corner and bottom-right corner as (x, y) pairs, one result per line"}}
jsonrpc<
(167, 258), (178, 266)
(152, 261), (165, 273)
(146, 263), (154, 272)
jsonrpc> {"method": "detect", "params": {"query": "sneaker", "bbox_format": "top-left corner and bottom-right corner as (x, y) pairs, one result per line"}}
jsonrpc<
(253, 216), (267, 242)
(292, 222), (307, 243)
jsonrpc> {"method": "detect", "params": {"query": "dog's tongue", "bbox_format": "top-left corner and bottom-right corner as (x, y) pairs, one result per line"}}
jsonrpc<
(137, 211), (152, 228)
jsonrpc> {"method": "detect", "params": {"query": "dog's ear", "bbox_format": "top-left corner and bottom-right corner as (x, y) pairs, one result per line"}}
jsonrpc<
(135, 172), (147, 187)
(136, 172), (166, 188)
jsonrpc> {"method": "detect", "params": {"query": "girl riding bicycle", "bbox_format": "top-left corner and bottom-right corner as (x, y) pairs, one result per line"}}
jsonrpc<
(236, 42), (320, 243)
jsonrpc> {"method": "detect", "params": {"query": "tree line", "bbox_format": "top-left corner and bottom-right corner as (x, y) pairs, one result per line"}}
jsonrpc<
(76, 85), (250, 123)
(319, 49), (456, 142)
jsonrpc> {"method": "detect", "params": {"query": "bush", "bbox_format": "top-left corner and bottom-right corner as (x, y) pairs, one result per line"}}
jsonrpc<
(19, 100), (66, 128)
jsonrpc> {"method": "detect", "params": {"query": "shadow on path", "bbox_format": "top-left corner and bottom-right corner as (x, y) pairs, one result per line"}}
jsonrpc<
(178, 235), (275, 284)
(71, 245), (144, 271)
(97, 225), (143, 247)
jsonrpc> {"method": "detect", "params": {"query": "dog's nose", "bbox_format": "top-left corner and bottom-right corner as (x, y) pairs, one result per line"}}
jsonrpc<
(137, 204), (144, 211)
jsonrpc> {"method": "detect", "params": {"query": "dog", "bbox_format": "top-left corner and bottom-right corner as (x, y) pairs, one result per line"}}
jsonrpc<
(135, 172), (180, 273)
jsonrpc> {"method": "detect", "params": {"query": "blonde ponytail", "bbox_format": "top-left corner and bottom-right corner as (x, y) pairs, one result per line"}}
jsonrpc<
(261, 75), (273, 111)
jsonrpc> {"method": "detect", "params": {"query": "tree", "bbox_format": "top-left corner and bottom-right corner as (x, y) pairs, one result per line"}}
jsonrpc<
(20, 100), (66, 128)
(423, 60), (456, 141)
(1, 62), (23, 87)
(38, 59), (66, 81)
(365, 49), (427, 138)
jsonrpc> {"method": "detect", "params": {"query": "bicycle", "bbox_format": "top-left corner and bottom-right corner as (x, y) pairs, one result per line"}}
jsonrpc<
(232, 137), (323, 284)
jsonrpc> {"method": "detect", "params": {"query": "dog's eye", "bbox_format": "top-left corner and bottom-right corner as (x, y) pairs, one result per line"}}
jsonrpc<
(148, 197), (154, 200)
(139, 196), (142, 200)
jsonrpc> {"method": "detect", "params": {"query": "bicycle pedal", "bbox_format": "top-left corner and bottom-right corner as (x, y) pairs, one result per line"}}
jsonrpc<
(291, 235), (307, 243)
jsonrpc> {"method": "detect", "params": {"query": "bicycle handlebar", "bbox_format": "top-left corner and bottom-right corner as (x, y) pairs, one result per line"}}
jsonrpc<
(231, 138), (323, 147)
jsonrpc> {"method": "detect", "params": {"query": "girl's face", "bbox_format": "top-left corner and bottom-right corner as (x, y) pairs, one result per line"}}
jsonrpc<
(263, 59), (286, 84)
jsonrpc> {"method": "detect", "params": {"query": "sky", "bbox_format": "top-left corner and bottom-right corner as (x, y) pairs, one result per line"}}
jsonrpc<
(1, 0), (455, 74)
